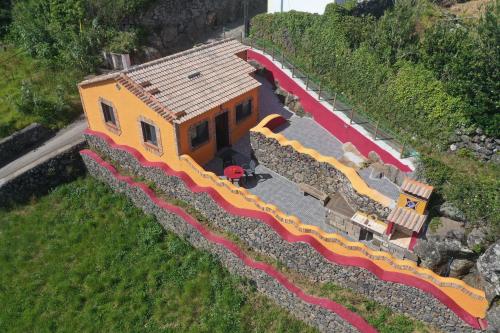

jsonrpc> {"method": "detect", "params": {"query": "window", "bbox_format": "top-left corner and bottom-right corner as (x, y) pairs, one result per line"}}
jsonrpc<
(101, 102), (116, 126)
(190, 120), (209, 149)
(141, 121), (158, 146)
(236, 99), (252, 123)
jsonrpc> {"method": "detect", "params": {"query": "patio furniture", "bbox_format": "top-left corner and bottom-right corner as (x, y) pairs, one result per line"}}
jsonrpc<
(220, 149), (235, 169)
(243, 159), (257, 178)
(224, 165), (245, 184)
(299, 183), (330, 206)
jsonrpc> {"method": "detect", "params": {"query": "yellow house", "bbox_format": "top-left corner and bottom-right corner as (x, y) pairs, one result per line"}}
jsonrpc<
(78, 39), (261, 166)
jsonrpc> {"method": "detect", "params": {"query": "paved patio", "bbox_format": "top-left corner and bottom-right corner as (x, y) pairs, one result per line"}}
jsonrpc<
(204, 75), (401, 233)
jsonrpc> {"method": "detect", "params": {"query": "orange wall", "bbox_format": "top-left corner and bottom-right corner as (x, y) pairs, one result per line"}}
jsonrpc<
(80, 79), (260, 167)
(79, 80), (177, 164)
(177, 86), (260, 165)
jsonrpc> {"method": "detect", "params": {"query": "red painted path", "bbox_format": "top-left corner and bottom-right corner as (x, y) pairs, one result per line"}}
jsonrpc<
(83, 129), (485, 329)
(81, 149), (377, 333)
(247, 50), (413, 173)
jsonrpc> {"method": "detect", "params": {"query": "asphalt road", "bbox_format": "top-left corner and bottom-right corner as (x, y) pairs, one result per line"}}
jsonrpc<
(0, 119), (88, 182)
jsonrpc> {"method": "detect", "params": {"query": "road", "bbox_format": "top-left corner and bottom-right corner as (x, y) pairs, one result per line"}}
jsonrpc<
(0, 119), (87, 183)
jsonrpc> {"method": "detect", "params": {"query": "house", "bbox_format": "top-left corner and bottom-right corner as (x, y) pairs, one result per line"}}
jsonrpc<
(79, 39), (261, 166)
(267, 0), (345, 14)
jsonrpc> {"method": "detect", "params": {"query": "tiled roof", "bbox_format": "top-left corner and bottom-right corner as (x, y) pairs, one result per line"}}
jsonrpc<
(401, 178), (433, 199)
(79, 39), (261, 123)
(387, 207), (427, 233)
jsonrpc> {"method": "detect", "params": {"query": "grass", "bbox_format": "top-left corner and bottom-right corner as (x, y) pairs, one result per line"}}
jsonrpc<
(0, 47), (82, 138)
(105, 155), (434, 333)
(0, 177), (316, 333)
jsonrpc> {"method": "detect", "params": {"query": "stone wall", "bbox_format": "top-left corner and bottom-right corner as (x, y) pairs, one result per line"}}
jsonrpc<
(0, 140), (87, 207)
(0, 123), (53, 168)
(84, 133), (479, 332)
(131, 0), (266, 54)
(81, 152), (359, 333)
(448, 127), (499, 163)
(249, 130), (391, 218)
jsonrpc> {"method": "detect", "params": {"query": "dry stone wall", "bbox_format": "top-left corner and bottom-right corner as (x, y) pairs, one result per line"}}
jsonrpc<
(82, 152), (359, 333)
(84, 133), (479, 332)
(249, 130), (391, 218)
(0, 123), (53, 168)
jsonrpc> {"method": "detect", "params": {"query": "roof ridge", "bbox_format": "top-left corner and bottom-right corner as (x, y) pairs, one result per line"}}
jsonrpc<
(124, 38), (241, 74)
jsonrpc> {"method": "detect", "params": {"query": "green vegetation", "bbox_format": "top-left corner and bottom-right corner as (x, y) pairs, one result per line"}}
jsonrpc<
(106, 155), (432, 333)
(0, 177), (316, 333)
(0, 47), (82, 137)
(250, 0), (499, 239)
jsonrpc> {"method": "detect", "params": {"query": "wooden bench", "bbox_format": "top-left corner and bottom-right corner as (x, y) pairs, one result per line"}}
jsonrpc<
(299, 183), (330, 206)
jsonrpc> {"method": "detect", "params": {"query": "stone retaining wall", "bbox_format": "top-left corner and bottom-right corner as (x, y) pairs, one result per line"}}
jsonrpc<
(81, 152), (359, 333)
(249, 130), (391, 218)
(85, 133), (478, 332)
(0, 123), (53, 168)
(0, 140), (87, 207)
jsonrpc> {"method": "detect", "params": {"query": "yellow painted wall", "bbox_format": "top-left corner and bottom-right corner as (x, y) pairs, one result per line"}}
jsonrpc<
(79, 80), (177, 164)
(397, 193), (427, 214)
(177, 87), (260, 165)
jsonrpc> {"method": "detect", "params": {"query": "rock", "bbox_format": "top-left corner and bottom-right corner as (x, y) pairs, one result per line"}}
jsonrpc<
(161, 25), (178, 42)
(486, 301), (500, 333)
(449, 144), (458, 152)
(367, 151), (381, 163)
(414, 228), (474, 275)
(477, 241), (500, 304)
(448, 258), (475, 278)
(438, 202), (467, 222)
(476, 127), (484, 135)
(467, 227), (488, 249)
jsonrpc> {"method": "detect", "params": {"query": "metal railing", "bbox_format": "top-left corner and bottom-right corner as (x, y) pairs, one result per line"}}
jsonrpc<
(235, 34), (417, 159)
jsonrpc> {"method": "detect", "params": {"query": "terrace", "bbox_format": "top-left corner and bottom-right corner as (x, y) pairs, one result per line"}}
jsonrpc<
(204, 76), (402, 242)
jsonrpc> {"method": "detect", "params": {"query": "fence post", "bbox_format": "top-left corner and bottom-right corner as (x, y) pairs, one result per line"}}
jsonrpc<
(332, 93), (337, 110)
(305, 76), (310, 90)
(251, 38), (254, 49)
(272, 48), (275, 61)
(281, 52), (284, 69)
(374, 120), (380, 140)
(400, 142), (406, 158)
(292, 66), (295, 78)
(349, 109), (355, 124)
(318, 81), (322, 100)
(240, 31), (244, 43)
(223, 27), (226, 39)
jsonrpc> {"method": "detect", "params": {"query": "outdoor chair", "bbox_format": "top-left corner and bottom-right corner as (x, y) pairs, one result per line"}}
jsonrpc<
(244, 159), (257, 179)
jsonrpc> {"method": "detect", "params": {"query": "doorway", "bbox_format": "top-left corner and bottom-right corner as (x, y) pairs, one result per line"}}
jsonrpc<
(215, 111), (230, 151)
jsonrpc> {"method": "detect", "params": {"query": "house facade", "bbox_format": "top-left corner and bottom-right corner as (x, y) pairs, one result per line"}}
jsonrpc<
(79, 39), (261, 166)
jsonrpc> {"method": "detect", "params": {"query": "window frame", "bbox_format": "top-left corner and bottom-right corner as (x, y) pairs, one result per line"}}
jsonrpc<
(189, 120), (210, 150)
(235, 98), (253, 123)
(99, 98), (121, 135)
(138, 116), (163, 156)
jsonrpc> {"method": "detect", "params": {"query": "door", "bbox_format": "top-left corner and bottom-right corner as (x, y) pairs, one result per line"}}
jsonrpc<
(215, 112), (230, 151)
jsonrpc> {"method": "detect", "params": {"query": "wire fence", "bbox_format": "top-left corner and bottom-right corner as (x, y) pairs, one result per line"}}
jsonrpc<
(236, 35), (418, 159)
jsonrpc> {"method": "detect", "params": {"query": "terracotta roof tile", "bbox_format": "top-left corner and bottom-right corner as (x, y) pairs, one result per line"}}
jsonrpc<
(401, 178), (433, 199)
(79, 39), (260, 123)
(387, 207), (427, 233)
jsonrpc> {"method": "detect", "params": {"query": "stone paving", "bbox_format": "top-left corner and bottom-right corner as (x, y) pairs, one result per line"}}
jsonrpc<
(258, 77), (400, 201)
(204, 76), (401, 233)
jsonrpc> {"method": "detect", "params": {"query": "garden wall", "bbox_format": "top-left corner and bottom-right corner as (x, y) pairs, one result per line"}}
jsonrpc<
(0, 140), (87, 207)
(84, 133), (480, 332)
(250, 130), (391, 218)
(81, 151), (363, 333)
(0, 123), (53, 168)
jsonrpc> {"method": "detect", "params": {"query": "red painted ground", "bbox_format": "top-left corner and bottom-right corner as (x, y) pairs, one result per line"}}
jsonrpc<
(83, 129), (484, 330)
(248, 50), (413, 173)
(81, 149), (378, 333)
